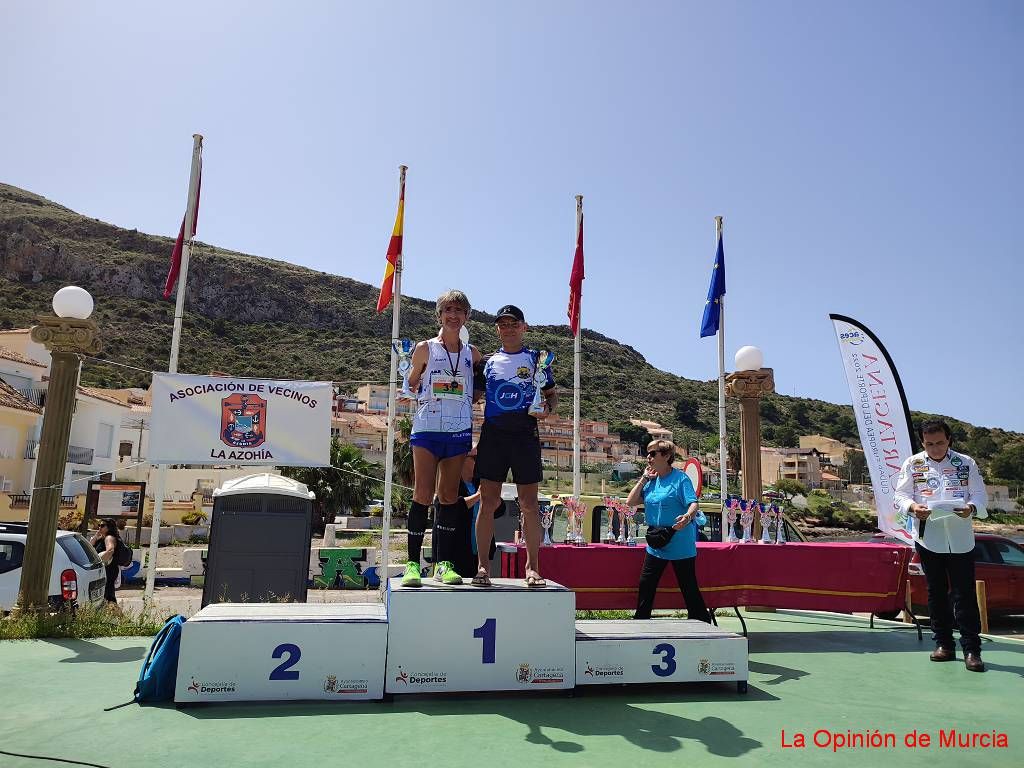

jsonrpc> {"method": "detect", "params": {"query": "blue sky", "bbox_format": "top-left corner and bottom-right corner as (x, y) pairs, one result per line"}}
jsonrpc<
(2, 2), (1021, 431)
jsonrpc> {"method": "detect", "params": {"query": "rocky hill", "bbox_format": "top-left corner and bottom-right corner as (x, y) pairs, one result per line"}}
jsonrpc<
(2, 182), (1022, 481)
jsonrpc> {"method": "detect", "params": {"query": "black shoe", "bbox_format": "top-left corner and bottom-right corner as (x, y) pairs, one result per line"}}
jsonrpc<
(964, 653), (986, 673)
(930, 646), (956, 662)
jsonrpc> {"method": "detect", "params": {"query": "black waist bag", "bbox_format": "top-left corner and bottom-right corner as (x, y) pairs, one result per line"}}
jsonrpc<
(645, 526), (676, 549)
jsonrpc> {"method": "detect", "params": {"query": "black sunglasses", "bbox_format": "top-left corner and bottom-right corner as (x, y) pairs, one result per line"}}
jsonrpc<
(646, 449), (669, 458)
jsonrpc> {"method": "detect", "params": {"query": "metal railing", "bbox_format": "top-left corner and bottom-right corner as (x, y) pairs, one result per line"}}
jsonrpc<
(5, 494), (78, 508)
(24, 440), (95, 466)
(11, 385), (46, 407)
(66, 445), (94, 465)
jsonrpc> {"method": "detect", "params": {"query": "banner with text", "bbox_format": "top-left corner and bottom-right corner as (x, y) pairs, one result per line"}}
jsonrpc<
(829, 315), (916, 542)
(150, 373), (331, 466)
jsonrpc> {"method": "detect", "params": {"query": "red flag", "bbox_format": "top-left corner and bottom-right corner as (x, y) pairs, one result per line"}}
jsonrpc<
(567, 213), (584, 335)
(163, 164), (202, 300)
(376, 176), (405, 313)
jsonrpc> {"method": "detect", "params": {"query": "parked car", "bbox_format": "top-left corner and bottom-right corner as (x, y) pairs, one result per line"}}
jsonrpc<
(870, 533), (1024, 617)
(0, 522), (107, 613)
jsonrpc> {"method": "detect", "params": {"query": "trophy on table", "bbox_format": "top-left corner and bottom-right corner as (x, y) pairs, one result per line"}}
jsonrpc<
(623, 503), (638, 546)
(602, 497), (617, 543)
(760, 502), (775, 543)
(773, 504), (787, 545)
(725, 498), (739, 543)
(528, 350), (556, 416)
(541, 506), (554, 546)
(740, 500), (755, 543)
(393, 339), (415, 400)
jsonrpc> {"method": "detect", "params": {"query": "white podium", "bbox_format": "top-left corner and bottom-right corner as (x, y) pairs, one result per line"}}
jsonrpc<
(385, 578), (576, 693)
(174, 603), (388, 702)
(575, 620), (748, 692)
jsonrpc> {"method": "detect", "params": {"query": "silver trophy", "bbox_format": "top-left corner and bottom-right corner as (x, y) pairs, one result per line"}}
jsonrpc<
(725, 499), (739, 543)
(528, 350), (555, 416)
(760, 503), (774, 543)
(624, 505), (638, 546)
(774, 504), (787, 545)
(393, 339), (414, 399)
(602, 498), (617, 543)
(541, 507), (554, 546)
(740, 500), (755, 543)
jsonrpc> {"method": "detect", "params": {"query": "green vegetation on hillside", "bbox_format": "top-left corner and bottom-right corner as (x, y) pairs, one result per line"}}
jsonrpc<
(3, 182), (1022, 482)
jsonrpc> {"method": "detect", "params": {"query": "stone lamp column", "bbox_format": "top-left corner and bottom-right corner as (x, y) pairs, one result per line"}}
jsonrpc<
(17, 287), (101, 611)
(725, 346), (775, 503)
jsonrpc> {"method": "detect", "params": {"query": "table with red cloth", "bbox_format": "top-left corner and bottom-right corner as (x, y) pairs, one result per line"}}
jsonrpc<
(500, 542), (910, 614)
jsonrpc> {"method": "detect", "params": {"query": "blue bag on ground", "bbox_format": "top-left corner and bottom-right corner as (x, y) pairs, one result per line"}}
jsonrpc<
(135, 615), (185, 703)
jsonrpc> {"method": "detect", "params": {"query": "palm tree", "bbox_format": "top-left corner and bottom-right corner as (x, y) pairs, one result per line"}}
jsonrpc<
(281, 438), (383, 517)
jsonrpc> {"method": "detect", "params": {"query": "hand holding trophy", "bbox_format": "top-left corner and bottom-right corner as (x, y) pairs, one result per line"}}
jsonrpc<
(528, 350), (555, 417)
(393, 339), (415, 400)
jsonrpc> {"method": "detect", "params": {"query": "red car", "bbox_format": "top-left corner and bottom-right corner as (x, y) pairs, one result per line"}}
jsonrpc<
(872, 533), (1024, 617)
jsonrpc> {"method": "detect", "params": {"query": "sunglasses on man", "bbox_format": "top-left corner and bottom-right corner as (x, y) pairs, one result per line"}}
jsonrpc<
(646, 449), (669, 458)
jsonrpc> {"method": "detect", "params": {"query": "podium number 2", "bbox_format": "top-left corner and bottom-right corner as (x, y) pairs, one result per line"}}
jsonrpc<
(270, 643), (301, 680)
(473, 618), (496, 664)
(651, 643), (676, 677)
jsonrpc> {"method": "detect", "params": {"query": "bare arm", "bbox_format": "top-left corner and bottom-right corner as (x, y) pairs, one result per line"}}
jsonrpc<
(625, 471), (653, 507)
(406, 340), (431, 393)
(97, 534), (117, 564)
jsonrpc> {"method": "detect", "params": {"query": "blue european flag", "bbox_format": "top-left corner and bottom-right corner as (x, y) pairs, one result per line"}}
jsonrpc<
(699, 233), (726, 338)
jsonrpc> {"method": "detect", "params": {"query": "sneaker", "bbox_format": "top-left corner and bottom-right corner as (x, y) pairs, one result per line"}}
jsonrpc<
(434, 561), (463, 585)
(401, 561), (422, 588)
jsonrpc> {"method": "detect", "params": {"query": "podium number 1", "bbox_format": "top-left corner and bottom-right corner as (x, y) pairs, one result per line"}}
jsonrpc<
(473, 618), (496, 664)
(270, 643), (301, 680)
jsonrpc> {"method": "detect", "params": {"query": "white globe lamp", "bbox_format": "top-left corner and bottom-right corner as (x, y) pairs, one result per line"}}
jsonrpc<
(52, 286), (94, 320)
(734, 345), (764, 372)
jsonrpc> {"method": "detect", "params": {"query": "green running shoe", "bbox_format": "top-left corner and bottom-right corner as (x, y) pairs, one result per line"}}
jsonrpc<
(434, 561), (463, 585)
(401, 560), (422, 588)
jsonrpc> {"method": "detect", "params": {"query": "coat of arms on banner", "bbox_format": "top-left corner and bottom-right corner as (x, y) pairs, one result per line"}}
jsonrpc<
(221, 393), (267, 448)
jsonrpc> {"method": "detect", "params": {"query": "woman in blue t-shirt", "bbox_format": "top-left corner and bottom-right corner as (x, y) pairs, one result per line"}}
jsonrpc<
(625, 440), (711, 622)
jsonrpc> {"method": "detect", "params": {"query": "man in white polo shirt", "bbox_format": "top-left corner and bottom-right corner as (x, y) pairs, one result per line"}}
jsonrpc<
(894, 419), (989, 672)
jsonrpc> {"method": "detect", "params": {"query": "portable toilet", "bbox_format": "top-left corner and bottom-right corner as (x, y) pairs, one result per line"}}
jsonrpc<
(201, 473), (315, 607)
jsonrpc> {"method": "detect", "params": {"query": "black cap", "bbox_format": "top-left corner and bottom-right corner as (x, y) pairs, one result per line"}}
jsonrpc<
(495, 304), (525, 322)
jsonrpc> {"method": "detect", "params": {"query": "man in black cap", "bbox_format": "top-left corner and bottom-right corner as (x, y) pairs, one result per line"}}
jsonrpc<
(472, 304), (557, 588)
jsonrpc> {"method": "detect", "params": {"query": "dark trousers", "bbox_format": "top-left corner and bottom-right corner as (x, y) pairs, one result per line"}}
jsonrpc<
(634, 553), (711, 623)
(915, 543), (981, 654)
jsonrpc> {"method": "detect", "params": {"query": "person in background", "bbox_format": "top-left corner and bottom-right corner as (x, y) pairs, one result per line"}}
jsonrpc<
(90, 518), (123, 604)
(894, 419), (989, 672)
(626, 440), (711, 622)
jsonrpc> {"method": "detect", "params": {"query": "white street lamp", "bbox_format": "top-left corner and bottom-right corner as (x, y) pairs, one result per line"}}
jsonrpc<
(734, 345), (764, 372)
(52, 286), (94, 320)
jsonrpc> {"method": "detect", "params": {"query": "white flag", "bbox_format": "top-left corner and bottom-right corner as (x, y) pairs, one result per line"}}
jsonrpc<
(829, 315), (915, 543)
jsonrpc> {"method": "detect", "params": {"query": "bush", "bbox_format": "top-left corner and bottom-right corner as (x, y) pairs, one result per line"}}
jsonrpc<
(57, 508), (84, 530)
(180, 510), (208, 526)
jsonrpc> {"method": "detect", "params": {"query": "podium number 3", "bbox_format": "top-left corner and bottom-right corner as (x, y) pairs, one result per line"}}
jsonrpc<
(270, 643), (301, 680)
(473, 618), (496, 664)
(651, 643), (676, 677)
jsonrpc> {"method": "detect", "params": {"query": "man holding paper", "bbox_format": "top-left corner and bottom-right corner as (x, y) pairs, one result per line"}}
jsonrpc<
(894, 420), (989, 672)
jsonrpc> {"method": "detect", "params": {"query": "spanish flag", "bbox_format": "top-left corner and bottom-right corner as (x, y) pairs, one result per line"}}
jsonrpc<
(376, 174), (405, 313)
(567, 211), (584, 335)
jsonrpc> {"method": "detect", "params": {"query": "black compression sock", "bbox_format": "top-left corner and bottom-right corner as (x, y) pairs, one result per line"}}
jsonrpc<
(433, 502), (459, 566)
(408, 501), (428, 565)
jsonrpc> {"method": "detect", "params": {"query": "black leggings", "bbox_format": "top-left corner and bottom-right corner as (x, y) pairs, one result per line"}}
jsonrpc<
(634, 553), (710, 622)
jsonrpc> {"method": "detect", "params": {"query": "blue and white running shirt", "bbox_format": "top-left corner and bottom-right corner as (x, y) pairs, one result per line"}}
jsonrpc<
(482, 347), (554, 430)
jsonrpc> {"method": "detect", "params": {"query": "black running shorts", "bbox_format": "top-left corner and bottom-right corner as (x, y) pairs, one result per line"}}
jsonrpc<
(475, 420), (543, 485)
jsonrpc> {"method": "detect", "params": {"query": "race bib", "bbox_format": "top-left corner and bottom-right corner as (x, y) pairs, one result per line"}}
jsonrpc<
(431, 373), (466, 401)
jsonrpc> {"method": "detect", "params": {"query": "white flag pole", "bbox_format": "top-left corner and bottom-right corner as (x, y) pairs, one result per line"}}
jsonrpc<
(379, 164), (406, 600)
(146, 134), (203, 601)
(715, 215), (729, 540)
(572, 195), (583, 498)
